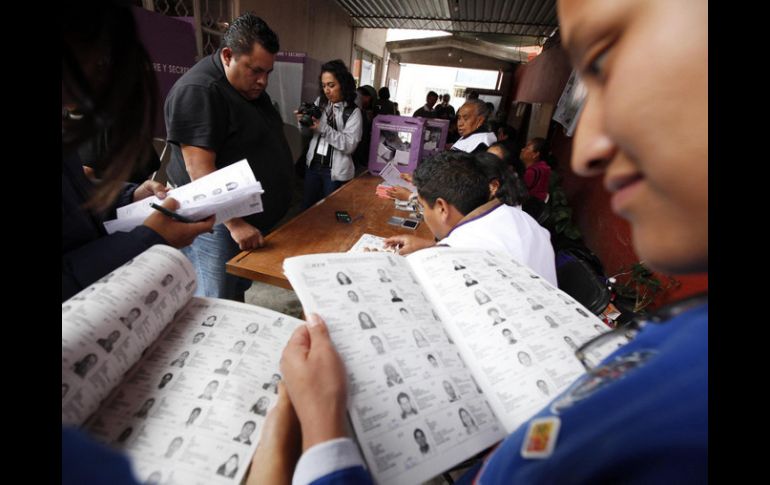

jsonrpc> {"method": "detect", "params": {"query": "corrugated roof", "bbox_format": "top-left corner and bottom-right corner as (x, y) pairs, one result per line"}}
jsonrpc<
(335, 0), (558, 39)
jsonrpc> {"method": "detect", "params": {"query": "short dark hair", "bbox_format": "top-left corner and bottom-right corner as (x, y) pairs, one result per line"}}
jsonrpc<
(528, 137), (549, 159)
(397, 392), (410, 402)
(427, 91), (439, 99)
(357, 84), (377, 99)
(378, 87), (391, 100)
(488, 141), (511, 162)
(319, 59), (357, 107)
(413, 151), (490, 215)
(442, 93), (451, 102)
(222, 12), (279, 55)
(475, 151), (528, 206)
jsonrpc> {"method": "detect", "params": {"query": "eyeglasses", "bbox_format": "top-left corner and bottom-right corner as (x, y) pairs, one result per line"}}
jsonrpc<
(574, 292), (707, 371)
(574, 320), (643, 371)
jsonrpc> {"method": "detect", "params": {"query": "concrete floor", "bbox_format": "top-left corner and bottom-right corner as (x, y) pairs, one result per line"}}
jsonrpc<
(242, 162), (306, 317)
(244, 280), (303, 317)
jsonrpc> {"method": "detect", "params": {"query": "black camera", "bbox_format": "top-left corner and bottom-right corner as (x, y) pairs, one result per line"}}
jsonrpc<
(298, 102), (323, 127)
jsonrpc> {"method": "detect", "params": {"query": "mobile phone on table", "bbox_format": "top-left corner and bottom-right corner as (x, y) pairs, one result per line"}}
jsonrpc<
(335, 211), (352, 223)
(401, 218), (420, 230)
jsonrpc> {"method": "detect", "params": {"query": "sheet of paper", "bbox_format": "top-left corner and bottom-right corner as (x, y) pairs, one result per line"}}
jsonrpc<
(347, 233), (398, 253)
(379, 161), (416, 192)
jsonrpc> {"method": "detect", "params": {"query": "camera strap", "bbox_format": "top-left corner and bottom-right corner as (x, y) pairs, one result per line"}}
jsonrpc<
(312, 103), (355, 168)
(315, 106), (339, 166)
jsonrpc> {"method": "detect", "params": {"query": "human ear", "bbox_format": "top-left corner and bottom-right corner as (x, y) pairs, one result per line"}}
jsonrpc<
(489, 180), (500, 197)
(221, 47), (233, 66)
(435, 198), (451, 222)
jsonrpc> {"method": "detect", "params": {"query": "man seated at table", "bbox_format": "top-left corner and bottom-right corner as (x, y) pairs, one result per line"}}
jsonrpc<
(450, 99), (497, 154)
(384, 151), (556, 285)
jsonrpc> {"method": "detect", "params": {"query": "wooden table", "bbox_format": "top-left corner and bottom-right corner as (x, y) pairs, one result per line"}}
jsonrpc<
(226, 172), (434, 289)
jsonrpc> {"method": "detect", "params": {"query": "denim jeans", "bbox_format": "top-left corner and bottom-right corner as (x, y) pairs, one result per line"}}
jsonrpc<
(302, 165), (345, 209)
(182, 223), (252, 301)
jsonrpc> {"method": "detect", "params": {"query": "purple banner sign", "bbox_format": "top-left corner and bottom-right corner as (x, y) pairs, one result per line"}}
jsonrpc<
(132, 7), (197, 137)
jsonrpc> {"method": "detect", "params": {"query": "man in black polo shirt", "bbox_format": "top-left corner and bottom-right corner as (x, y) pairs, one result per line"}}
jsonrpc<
(164, 13), (292, 301)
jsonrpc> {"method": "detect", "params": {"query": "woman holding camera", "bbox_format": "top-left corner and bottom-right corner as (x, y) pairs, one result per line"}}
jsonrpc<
(297, 59), (362, 209)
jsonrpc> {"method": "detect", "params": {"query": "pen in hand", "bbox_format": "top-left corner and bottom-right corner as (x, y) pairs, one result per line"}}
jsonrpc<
(150, 202), (196, 223)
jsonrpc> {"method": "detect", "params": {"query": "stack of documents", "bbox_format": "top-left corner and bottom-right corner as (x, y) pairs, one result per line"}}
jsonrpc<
(104, 160), (264, 234)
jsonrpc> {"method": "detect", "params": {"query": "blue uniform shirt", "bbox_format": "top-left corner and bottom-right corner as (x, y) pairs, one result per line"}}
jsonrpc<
(459, 302), (708, 484)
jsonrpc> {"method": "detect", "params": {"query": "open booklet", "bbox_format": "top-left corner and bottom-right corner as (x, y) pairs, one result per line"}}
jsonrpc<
(62, 245), (303, 485)
(283, 247), (628, 485)
(103, 160), (265, 234)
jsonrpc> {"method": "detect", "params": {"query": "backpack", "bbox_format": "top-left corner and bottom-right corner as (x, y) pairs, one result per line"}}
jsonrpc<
(308, 103), (359, 167)
(555, 246), (611, 315)
(342, 104), (356, 126)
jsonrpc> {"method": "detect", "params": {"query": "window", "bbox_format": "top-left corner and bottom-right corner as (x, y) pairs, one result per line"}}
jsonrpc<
(352, 47), (381, 88)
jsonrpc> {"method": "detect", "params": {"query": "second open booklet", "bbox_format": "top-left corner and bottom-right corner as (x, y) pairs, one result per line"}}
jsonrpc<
(283, 247), (627, 485)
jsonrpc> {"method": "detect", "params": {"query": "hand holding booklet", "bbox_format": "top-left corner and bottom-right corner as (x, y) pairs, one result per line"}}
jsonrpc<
(62, 245), (301, 484)
(63, 244), (626, 485)
(282, 247), (627, 485)
(103, 160), (264, 234)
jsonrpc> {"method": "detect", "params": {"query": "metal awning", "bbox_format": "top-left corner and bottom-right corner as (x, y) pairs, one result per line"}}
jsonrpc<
(334, 0), (558, 40)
